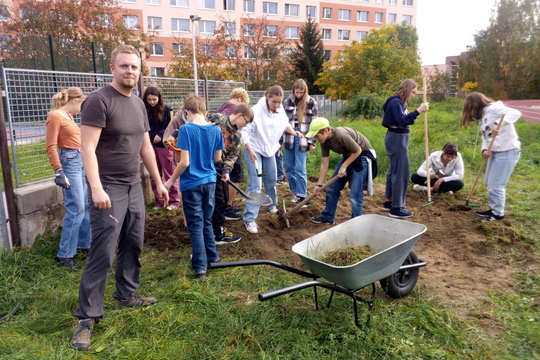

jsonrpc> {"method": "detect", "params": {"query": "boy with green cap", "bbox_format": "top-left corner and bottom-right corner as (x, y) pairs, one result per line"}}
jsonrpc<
(306, 117), (375, 224)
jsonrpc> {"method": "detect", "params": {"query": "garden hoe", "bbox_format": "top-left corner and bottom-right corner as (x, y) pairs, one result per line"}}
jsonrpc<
(421, 76), (433, 208)
(282, 175), (340, 228)
(460, 114), (505, 209)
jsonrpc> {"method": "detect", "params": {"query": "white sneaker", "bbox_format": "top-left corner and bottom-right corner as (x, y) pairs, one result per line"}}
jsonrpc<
(244, 221), (258, 234)
(291, 194), (299, 203)
(166, 205), (178, 211)
(268, 207), (278, 214)
(413, 184), (427, 192)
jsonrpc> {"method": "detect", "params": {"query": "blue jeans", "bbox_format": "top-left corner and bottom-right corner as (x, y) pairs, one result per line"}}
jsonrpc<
(57, 148), (91, 258)
(182, 182), (219, 273)
(284, 134), (308, 198)
(485, 148), (520, 216)
(384, 131), (410, 209)
(275, 147), (284, 180)
(243, 149), (277, 223)
(319, 157), (368, 222)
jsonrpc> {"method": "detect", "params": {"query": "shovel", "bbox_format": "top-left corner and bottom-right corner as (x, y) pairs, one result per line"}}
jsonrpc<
(282, 175), (340, 228)
(221, 176), (272, 206)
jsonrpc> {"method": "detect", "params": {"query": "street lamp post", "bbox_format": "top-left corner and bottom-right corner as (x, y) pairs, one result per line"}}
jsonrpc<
(190, 15), (201, 95)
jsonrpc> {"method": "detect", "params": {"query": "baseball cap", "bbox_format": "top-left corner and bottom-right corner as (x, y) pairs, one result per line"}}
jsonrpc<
(306, 117), (330, 138)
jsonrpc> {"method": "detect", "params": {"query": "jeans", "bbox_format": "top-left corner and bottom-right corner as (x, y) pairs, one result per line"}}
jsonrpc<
(319, 157), (368, 222)
(57, 148), (91, 258)
(275, 147), (284, 180)
(384, 131), (410, 209)
(243, 149), (277, 223)
(182, 182), (219, 273)
(284, 134), (308, 197)
(485, 148), (520, 216)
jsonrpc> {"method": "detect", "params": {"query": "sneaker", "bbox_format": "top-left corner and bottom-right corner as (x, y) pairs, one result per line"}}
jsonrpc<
(447, 191), (454, 195)
(227, 205), (243, 213)
(244, 221), (258, 234)
(115, 295), (157, 309)
(413, 184), (428, 192)
(165, 205), (178, 211)
(268, 207), (278, 214)
(56, 257), (79, 270)
(215, 229), (241, 245)
(389, 208), (414, 219)
(310, 216), (335, 225)
(224, 210), (242, 221)
(276, 179), (287, 185)
(291, 194), (300, 203)
(476, 209), (494, 217)
(382, 201), (392, 212)
(152, 206), (163, 210)
(193, 271), (207, 280)
(70, 319), (93, 350)
(480, 214), (505, 222)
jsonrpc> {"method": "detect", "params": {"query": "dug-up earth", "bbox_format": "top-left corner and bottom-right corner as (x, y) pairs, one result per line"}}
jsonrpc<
(145, 181), (539, 327)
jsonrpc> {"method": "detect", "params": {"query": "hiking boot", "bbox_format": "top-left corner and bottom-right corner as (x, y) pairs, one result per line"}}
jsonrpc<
(476, 209), (494, 217)
(115, 295), (157, 309)
(224, 209), (242, 221)
(480, 214), (505, 222)
(56, 257), (79, 270)
(215, 229), (241, 245)
(244, 221), (258, 234)
(382, 201), (392, 212)
(389, 208), (414, 219)
(413, 184), (428, 192)
(70, 319), (93, 350)
(310, 216), (335, 225)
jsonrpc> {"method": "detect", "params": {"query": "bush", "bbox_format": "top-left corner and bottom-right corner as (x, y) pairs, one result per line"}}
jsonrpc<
(339, 92), (385, 120)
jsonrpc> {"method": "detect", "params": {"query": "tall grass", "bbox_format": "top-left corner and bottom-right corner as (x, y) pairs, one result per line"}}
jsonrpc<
(1, 98), (539, 359)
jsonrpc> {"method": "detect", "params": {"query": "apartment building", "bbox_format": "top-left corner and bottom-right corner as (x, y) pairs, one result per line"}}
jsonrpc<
(119, 0), (417, 76)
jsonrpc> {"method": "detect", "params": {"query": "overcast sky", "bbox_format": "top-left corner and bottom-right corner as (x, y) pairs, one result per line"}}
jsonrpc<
(416, 0), (499, 65)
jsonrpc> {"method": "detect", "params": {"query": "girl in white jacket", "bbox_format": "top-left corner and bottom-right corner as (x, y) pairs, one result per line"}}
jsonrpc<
(461, 92), (521, 222)
(241, 86), (302, 233)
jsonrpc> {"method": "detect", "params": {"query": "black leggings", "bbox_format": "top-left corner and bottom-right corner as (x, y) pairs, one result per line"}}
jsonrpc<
(410, 173), (464, 193)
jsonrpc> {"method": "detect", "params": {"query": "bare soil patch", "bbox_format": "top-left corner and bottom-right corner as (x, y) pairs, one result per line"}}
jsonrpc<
(145, 181), (539, 322)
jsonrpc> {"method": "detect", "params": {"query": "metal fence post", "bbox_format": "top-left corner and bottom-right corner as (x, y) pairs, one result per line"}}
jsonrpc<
(91, 42), (97, 74)
(48, 34), (55, 71)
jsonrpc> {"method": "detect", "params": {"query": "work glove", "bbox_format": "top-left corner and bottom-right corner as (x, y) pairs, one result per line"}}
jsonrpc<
(54, 169), (70, 189)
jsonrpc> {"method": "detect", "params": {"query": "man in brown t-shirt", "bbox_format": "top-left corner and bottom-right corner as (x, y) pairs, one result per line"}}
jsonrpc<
(306, 117), (374, 225)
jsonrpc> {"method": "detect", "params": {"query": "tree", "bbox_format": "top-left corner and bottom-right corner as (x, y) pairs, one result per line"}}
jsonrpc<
(315, 23), (420, 100)
(427, 69), (453, 102)
(457, 0), (540, 99)
(292, 17), (325, 94)
(0, 0), (148, 71)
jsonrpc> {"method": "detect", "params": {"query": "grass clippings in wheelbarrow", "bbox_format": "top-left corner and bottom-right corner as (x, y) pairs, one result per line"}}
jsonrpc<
(320, 245), (378, 266)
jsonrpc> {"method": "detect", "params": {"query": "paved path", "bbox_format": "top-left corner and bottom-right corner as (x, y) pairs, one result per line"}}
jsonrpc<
(504, 100), (540, 124)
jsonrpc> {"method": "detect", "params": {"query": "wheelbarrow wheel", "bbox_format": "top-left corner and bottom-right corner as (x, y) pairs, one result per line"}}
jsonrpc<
(379, 250), (419, 298)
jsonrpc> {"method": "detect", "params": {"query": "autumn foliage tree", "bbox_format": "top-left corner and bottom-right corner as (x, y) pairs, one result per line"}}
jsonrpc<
(315, 23), (421, 100)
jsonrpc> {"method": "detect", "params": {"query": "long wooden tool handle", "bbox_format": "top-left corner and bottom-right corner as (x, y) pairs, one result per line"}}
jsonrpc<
(422, 76), (431, 200)
(224, 177), (251, 200)
(466, 114), (506, 201)
(285, 175), (340, 217)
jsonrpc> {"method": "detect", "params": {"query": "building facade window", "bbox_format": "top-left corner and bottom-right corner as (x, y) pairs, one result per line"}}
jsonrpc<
(200, 44), (215, 57)
(356, 31), (368, 41)
(172, 18), (189, 32)
(338, 9), (350, 21)
(150, 42), (164, 56)
(243, 0), (254, 12)
(306, 5), (316, 18)
(389, 0), (397, 4)
(244, 46), (255, 59)
(147, 0), (161, 5)
(123, 15), (139, 30)
(322, 7), (332, 19)
(122, 0), (136, 3)
(323, 49), (331, 61)
(243, 23), (255, 36)
(224, 0), (235, 11)
(172, 43), (188, 56)
(357, 11), (369, 22)
(388, 13), (397, 22)
(263, 25), (278, 37)
(375, 0), (383, 3)
(0, 5), (9, 21)
(375, 12), (383, 23)
(225, 45), (237, 59)
(151, 67), (165, 76)
(285, 4), (299, 16)
(170, 0), (189, 6)
(263, 2), (277, 15)
(198, 0), (214, 9)
(338, 30), (350, 41)
(403, 0), (413, 5)
(0, 35), (11, 50)
(402, 14), (413, 24)
(322, 28), (331, 40)
(285, 26), (299, 39)
(148, 17), (162, 31)
(246, 69), (255, 82)
(224, 22), (236, 35)
(200, 20), (216, 33)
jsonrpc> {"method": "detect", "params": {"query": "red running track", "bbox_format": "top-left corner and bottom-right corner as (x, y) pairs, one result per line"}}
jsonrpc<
(504, 100), (540, 124)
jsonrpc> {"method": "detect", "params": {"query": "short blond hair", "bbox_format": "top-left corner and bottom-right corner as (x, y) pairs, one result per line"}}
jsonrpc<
(229, 88), (250, 104)
(110, 45), (140, 66)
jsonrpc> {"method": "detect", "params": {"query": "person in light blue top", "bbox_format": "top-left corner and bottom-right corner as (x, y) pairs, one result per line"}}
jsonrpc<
(164, 94), (224, 279)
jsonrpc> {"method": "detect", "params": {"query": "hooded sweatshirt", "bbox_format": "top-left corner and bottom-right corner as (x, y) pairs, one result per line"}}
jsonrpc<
(381, 95), (420, 129)
(241, 96), (290, 157)
(480, 101), (521, 152)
